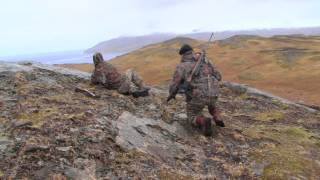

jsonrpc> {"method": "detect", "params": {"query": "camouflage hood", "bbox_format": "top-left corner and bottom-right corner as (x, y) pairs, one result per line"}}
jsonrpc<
(91, 62), (123, 89)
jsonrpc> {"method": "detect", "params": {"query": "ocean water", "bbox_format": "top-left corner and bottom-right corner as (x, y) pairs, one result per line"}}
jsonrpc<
(0, 50), (123, 64)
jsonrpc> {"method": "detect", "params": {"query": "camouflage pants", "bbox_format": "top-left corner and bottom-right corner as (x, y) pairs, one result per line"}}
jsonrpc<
(186, 96), (218, 125)
(118, 69), (144, 94)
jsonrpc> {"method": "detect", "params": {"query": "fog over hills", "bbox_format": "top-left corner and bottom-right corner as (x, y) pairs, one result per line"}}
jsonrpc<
(86, 27), (320, 54)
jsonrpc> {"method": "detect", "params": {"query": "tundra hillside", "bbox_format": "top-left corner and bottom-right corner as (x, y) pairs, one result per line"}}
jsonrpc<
(0, 62), (319, 179)
(60, 35), (320, 106)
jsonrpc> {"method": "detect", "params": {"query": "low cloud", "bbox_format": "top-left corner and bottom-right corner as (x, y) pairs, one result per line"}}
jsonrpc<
(0, 0), (319, 56)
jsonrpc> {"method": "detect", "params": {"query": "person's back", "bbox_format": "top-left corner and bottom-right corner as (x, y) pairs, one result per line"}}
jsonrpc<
(189, 56), (220, 104)
(169, 50), (195, 96)
(169, 48), (220, 103)
(91, 59), (123, 89)
(91, 52), (150, 97)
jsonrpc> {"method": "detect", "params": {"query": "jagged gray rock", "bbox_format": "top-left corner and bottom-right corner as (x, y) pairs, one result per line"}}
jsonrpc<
(115, 111), (190, 151)
(29, 62), (91, 79)
(0, 61), (33, 72)
(0, 61), (91, 79)
(114, 111), (213, 175)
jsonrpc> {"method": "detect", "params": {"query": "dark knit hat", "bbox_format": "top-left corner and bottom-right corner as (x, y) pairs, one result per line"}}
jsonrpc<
(179, 44), (193, 55)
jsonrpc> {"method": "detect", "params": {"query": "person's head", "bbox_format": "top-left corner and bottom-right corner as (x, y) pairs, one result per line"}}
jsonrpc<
(179, 44), (193, 56)
(93, 52), (104, 66)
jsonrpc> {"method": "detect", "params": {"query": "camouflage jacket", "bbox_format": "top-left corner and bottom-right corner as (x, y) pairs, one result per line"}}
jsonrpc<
(169, 53), (222, 102)
(91, 62), (124, 90)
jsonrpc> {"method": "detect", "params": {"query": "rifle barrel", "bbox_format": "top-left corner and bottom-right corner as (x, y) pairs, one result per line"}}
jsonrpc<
(205, 32), (214, 50)
(187, 32), (214, 83)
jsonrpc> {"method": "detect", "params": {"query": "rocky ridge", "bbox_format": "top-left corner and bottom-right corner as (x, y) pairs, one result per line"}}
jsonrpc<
(0, 61), (319, 179)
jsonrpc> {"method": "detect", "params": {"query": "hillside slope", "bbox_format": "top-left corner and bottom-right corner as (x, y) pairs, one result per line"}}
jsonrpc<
(211, 35), (320, 106)
(111, 37), (205, 83)
(1, 62), (320, 179)
(62, 35), (320, 106)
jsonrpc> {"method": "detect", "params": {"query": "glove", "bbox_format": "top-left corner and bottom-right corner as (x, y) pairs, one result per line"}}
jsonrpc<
(166, 94), (176, 102)
(215, 120), (225, 127)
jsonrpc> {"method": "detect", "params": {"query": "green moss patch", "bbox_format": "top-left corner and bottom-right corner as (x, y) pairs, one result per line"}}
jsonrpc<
(273, 100), (290, 110)
(244, 125), (320, 179)
(254, 111), (284, 121)
(17, 107), (59, 128)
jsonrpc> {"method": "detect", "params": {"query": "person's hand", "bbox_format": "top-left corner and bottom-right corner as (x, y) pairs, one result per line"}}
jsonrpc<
(166, 95), (176, 102)
(215, 120), (225, 127)
(193, 52), (201, 61)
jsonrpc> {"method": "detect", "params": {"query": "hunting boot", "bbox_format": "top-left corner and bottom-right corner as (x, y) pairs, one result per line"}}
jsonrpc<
(209, 106), (225, 127)
(128, 69), (150, 98)
(132, 87), (150, 98)
(195, 116), (213, 136)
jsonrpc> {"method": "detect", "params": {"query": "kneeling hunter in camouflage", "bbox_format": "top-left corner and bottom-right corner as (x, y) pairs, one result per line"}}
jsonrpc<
(168, 33), (225, 136)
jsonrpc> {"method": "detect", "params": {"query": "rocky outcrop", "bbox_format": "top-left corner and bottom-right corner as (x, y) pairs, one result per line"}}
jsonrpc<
(0, 61), (319, 179)
(0, 61), (33, 72)
(223, 81), (318, 112)
(114, 111), (207, 163)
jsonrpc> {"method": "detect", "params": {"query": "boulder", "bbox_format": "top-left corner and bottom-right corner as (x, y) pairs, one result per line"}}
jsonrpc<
(114, 111), (206, 164)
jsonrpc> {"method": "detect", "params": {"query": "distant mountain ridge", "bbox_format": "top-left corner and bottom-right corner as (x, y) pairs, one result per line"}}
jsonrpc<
(85, 33), (176, 54)
(86, 27), (320, 54)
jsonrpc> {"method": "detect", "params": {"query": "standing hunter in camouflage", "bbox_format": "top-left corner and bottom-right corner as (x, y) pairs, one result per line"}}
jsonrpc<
(91, 52), (150, 97)
(168, 44), (225, 136)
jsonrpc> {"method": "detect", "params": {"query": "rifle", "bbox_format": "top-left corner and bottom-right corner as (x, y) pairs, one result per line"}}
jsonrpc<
(186, 32), (214, 83)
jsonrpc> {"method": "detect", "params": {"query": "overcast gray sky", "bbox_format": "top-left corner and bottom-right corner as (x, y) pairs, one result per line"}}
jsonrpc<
(0, 0), (319, 56)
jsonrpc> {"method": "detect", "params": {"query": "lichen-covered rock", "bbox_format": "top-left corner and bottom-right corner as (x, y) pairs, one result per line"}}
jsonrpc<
(114, 112), (203, 162)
